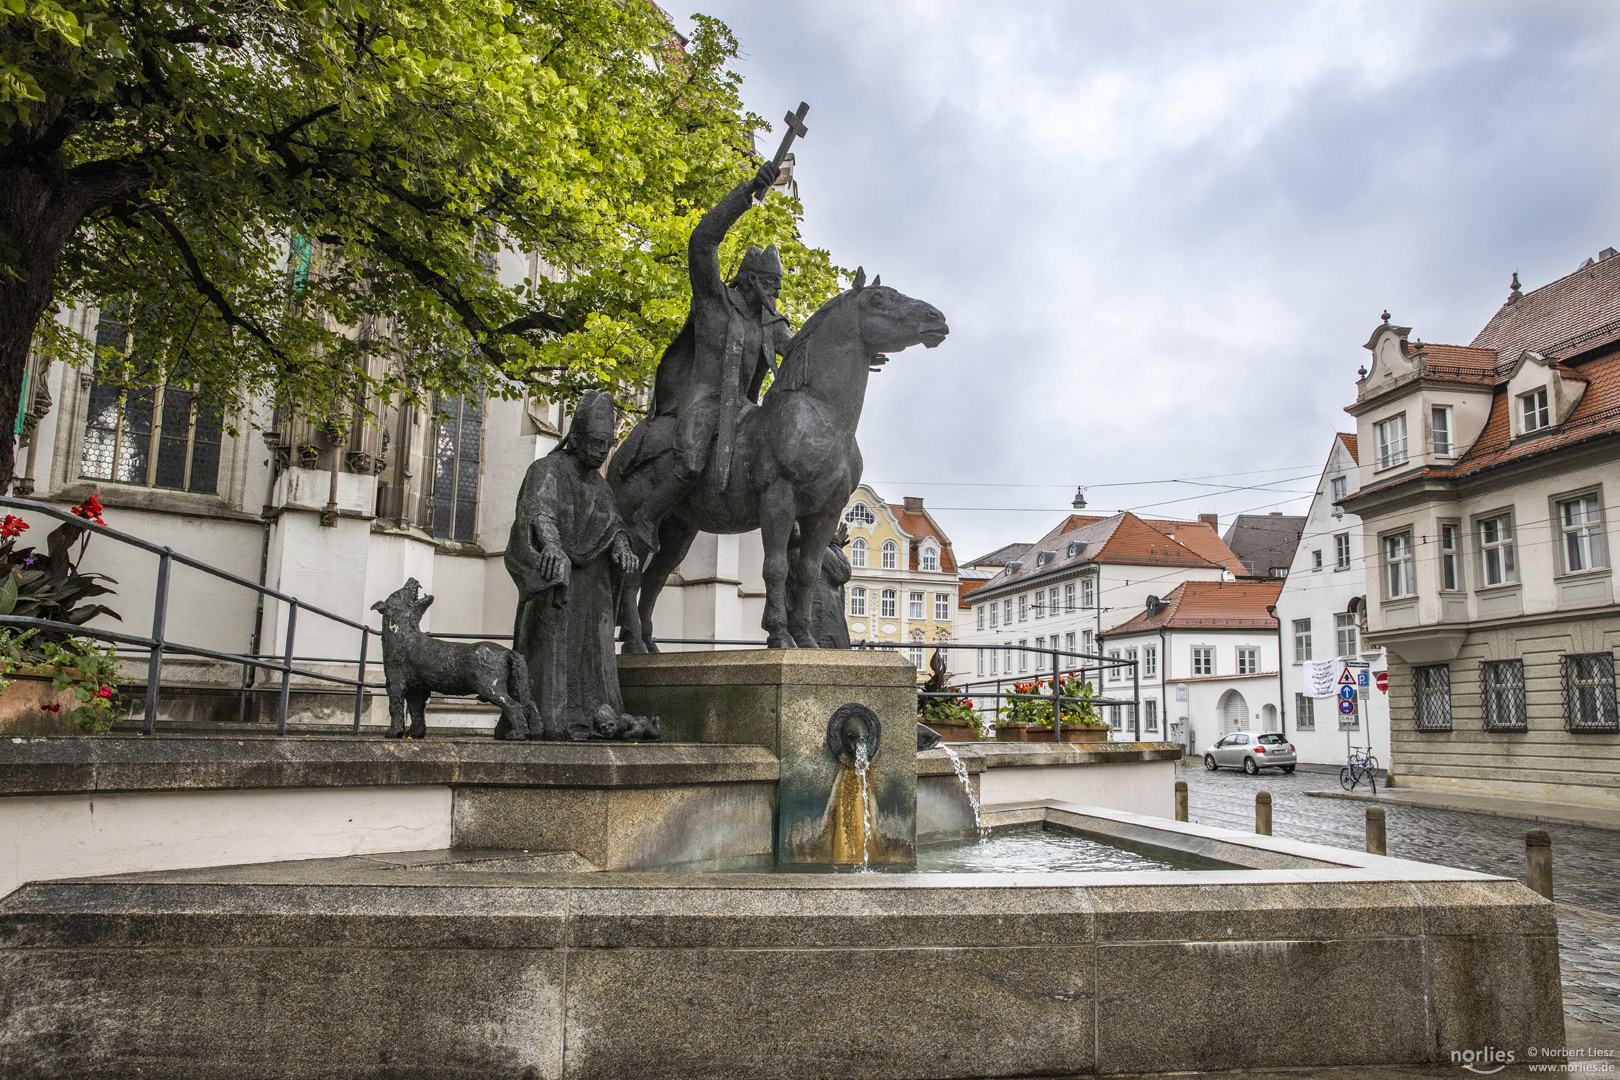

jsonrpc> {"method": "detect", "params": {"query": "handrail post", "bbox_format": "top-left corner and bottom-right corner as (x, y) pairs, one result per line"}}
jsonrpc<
(1133, 655), (1142, 741)
(1051, 643), (1062, 742)
(353, 627), (369, 735)
(143, 550), (172, 735)
(277, 601), (297, 736)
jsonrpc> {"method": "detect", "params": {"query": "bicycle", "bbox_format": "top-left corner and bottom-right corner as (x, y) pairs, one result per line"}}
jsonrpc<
(1339, 745), (1380, 793)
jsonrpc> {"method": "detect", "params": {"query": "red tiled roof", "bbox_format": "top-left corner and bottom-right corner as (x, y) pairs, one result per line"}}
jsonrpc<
(1409, 342), (1497, 385)
(1100, 580), (1284, 637)
(1472, 256), (1620, 373)
(958, 578), (987, 607)
(970, 512), (1231, 599)
(1140, 519), (1247, 577)
(1337, 432), (1359, 464)
(889, 502), (957, 573)
(1452, 351), (1620, 476)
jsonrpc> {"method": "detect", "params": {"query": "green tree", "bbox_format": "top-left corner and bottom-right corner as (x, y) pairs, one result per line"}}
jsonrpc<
(0, 0), (842, 489)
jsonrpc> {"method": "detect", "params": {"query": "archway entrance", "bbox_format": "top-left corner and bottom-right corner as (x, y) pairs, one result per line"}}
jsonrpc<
(1218, 689), (1250, 733)
(1260, 703), (1278, 732)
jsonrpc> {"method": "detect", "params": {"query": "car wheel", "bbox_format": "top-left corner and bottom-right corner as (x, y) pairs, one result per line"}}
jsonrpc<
(1282, 764), (1296, 774)
(1204, 754), (1218, 771)
(1243, 756), (1258, 775)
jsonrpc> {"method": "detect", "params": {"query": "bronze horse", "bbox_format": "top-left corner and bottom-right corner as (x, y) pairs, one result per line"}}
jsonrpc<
(609, 270), (948, 650)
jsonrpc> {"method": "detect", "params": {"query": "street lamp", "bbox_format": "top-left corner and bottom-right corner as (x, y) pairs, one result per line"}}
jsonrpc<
(1072, 486), (1087, 510)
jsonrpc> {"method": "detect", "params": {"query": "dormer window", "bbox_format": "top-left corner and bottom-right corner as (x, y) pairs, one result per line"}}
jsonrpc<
(1066, 540), (1086, 557)
(1520, 388), (1550, 433)
(1375, 413), (1408, 469)
(1431, 406), (1453, 456)
(845, 502), (876, 526)
(920, 545), (939, 571)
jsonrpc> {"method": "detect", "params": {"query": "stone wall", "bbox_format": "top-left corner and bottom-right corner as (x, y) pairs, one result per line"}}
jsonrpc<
(1387, 610), (1620, 803)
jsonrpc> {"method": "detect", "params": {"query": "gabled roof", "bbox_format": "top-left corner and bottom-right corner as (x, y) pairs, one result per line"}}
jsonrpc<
(1337, 432), (1359, 464)
(1450, 350), (1620, 476)
(1100, 580), (1285, 637)
(969, 512), (1237, 600)
(1222, 514), (1306, 578)
(963, 541), (1031, 569)
(889, 500), (957, 573)
(1144, 519), (1247, 577)
(1472, 254), (1620, 374)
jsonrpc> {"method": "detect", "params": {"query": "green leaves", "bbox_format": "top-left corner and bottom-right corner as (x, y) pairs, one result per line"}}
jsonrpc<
(5, 0), (844, 431)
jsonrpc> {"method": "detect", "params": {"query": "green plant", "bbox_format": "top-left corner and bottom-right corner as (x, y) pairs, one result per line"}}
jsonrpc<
(0, 501), (121, 637)
(998, 677), (1106, 729)
(0, 627), (121, 733)
(920, 694), (990, 738)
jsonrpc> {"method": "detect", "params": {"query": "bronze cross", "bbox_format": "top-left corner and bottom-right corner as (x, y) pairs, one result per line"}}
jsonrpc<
(757, 101), (809, 203)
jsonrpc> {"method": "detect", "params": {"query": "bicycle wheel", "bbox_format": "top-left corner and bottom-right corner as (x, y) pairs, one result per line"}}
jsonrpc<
(1367, 756), (1380, 776)
(1340, 766), (1355, 791)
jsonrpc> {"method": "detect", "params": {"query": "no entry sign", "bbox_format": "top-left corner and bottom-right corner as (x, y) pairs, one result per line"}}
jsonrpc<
(1375, 671), (1388, 692)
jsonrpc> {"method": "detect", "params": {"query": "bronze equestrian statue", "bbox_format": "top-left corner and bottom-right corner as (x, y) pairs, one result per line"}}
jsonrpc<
(610, 161), (949, 650)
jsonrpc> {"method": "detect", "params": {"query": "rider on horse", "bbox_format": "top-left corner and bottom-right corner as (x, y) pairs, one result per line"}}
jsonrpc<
(626, 160), (795, 553)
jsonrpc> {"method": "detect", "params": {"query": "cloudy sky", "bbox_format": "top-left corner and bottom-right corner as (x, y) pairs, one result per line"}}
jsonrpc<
(672, 1), (1620, 562)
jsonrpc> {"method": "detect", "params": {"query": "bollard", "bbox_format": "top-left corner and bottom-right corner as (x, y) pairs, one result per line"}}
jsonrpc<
(1525, 830), (1553, 900)
(1175, 780), (1188, 822)
(1365, 806), (1386, 855)
(1255, 790), (1272, 836)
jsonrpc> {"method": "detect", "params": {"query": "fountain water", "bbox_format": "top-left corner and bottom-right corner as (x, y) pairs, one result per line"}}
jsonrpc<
(853, 741), (872, 869)
(937, 743), (987, 840)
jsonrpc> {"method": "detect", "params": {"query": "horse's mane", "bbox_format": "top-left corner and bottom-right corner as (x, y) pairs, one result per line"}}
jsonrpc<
(773, 287), (855, 393)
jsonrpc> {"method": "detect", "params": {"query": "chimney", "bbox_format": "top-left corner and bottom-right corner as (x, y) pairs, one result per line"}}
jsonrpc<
(903, 496), (925, 514)
(1198, 513), (1218, 530)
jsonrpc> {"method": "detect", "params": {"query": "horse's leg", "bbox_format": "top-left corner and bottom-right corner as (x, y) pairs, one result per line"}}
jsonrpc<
(789, 511), (840, 648)
(758, 482), (798, 649)
(617, 560), (647, 654)
(637, 518), (698, 653)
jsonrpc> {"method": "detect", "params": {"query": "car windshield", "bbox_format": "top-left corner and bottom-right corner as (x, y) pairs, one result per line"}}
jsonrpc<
(1257, 734), (1288, 745)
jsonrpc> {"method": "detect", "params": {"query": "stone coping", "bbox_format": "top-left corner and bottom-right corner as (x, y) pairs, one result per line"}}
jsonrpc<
(916, 740), (1183, 776)
(0, 735), (777, 796)
(618, 647), (917, 687)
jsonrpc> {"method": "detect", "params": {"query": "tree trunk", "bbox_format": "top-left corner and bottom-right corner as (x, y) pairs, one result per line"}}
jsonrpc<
(0, 154), (95, 495)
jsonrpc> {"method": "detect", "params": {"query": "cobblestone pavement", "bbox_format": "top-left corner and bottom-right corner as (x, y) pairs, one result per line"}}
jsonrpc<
(1179, 762), (1620, 1027)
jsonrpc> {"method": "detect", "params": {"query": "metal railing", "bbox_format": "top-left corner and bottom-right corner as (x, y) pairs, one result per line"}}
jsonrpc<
(0, 495), (1143, 739)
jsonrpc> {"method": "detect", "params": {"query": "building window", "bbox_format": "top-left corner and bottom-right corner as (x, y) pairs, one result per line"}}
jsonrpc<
(1331, 475), (1347, 502)
(1236, 647), (1258, 675)
(1125, 647), (1138, 681)
(1109, 705), (1122, 729)
(1440, 523), (1460, 591)
(1334, 533), (1351, 570)
(920, 546), (939, 571)
(1018, 595), (1028, 621)
(1312, 550), (1323, 571)
(1520, 387), (1550, 433)
(908, 591), (925, 620)
(1431, 405), (1452, 456)
(1144, 698), (1159, 732)
(988, 603), (998, 628)
(1081, 629), (1093, 656)
(1383, 531), (1414, 598)
(1066, 632), (1076, 657)
(1018, 639), (1028, 674)
(80, 312), (223, 493)
(906, 646), (925, 670)
(1375, 413), (1408, 469)
(849, 587), (867, 617)
(1413, 664), (1452, 731)
(1192, 647), (1213, 676)
(881, 539), (899, 570)
(976, 604), (985, 630)
(1064, 582), (1075, 611)
(935, 593), (951, 621)
(880, 589), (898, 619)
(1004, 643), (1013, 672)
(1144, 645), (1157, 678)
(1558, 494), (1606, 574)
(1335, 612), (1358, 659)
(431, 393), (482, 543)
(989, 647), (997, 675)
(850, 537), (868, 568)
(976, 648), (985, 676)
(1481, 660), (1527, 732)
(1108, 649), (1122, 681)
(1292, 618), (1312, 662)
(1003, 599), (1012, 625)
(1049, 587), (1060, 617)
(1033, 590), (1044, 618)
(1563, 653), (1618, 733)
(1081, 578), (1095, 608)
(845, 502), (875, 526)
(1477, 514), (1516, 587)
(1295, 694), (1315, 731)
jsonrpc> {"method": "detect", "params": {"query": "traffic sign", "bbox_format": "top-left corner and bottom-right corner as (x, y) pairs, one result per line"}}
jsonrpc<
(1339, 685), (1357, 702)
(1339, 699), (1356, 715)
(1338, 667), (1357, 685)
(1375, 671), (1388, 692)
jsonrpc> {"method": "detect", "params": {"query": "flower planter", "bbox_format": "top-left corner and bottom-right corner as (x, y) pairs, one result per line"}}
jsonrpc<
(0, 667), (88, 735)
(995, 723), (1109, 743)
(920, 721), (983, 743)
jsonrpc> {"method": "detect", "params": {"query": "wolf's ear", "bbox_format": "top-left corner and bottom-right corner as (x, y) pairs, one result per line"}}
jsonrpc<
(370, 600), (385, 613)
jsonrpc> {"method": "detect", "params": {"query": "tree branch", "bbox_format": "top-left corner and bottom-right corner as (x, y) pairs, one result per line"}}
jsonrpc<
(141, 204), (283, 356)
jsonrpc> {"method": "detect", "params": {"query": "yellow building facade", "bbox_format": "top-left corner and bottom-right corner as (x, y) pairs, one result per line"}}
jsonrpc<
(839, 485), (961, 675)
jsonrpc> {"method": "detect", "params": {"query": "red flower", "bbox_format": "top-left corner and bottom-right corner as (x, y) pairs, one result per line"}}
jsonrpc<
(0, 515), (27, 539)
(70, 494), (106, 526)
(97, 686), (113, 699)
(40, 702), (61, 713)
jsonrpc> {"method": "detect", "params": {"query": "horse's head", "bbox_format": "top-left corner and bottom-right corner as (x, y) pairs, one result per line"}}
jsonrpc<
(851, 268), (949, 354)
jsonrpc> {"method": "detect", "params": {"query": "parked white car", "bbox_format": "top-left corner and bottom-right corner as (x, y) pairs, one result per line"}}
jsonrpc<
(1202, 731), (1297, 775)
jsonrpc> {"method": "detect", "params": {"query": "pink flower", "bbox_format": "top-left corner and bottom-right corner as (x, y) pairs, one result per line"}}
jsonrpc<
(97, 686), (113, 699)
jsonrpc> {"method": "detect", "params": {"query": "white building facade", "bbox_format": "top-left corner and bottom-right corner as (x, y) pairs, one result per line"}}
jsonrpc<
(1275, 433), (1391, 766)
